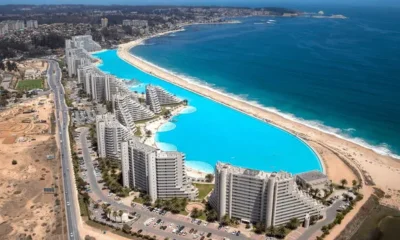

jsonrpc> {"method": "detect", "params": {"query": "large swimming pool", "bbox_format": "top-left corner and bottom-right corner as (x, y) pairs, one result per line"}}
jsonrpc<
(93, 49), (322, 174)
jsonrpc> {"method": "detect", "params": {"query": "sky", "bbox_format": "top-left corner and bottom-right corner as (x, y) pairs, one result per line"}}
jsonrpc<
(1, 0), (399, 7)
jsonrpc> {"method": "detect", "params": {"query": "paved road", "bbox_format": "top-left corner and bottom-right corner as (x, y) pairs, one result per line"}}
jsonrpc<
(47, 61), (80, 240)
(79, 127), (245, 240)
(297, 200), (343, 240)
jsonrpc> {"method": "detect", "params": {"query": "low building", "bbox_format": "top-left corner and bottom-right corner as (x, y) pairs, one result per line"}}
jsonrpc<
(296, 170), (330, 190)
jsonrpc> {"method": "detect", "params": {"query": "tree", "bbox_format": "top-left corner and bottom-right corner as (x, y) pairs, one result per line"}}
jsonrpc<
(206, 209), (218, 222)
(266, 226), (276, 237)
(105, 208), (111, 218)
(340, 179), (348, 188)
(155, 198), (162, 208)
(205, 174), (214, 183)
(146, 130), (152, 137)
(12, 160), (18, 165)
(276, 226), (287, 239)
(310, 215), (319, 225)
(112, 211), (118, 222)
(191, 207), (203, 219)
(143, 194), (152, 206)
(221, 214), (230, 226)
(254, 222), (265, 234)
(122, 223), (131, 233)
(118, 210), (124, 222)
(163, 110), (171, 119)
(287, 218), (300, 230)
(6, 61), (12, 71)
(352, 180), (357, 187)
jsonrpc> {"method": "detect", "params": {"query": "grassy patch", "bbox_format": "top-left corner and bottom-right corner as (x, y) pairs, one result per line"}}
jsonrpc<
(78, 195), (89, 216)
(194, 183), (214, 200)
(16, 79), (44, 90)
(135, 117), (158, 125)
(133, 197), (144, 204)
(179, 210), (188, 216)
(134, 128), (142, 137)
(197, 212), (207, 220)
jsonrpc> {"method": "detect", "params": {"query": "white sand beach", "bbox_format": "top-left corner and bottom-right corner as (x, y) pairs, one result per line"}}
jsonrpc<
(117, 30), (400, 237)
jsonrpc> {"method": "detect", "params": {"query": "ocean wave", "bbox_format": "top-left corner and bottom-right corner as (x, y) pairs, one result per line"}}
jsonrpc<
(129, 53), (400, 160)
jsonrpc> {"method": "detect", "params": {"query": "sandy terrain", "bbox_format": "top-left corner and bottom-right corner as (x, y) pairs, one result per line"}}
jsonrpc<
(0, 96), (65, 240)
(117, 30), (400, 239)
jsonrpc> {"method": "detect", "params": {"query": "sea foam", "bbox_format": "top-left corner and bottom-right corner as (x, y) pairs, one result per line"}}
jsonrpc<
(129, 51), (400, 160)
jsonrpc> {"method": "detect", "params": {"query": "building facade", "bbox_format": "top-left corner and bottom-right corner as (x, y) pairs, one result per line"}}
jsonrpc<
(26, 20), (38, 29)
(113, 93), (155, 132)
(121, 138), (198, 202)
(209, 162), (325, 227)
(66, 35), (101, 53)
(96, 114), (134, 160)
(145, 85), (181, 114)
(101, 18), (108, 28)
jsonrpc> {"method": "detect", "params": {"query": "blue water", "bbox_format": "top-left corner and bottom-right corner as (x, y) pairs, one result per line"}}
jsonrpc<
(131, 6), (400, 159)
(93, 49), (322, 174)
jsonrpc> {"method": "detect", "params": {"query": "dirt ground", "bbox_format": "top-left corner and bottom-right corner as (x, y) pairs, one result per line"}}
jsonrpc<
(0, 96), (66, 240)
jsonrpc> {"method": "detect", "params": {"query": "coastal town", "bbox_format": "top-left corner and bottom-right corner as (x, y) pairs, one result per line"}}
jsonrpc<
(0, 3), (399, 240)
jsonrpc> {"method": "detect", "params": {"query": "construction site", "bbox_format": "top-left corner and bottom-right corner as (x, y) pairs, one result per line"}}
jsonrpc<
(0, 95), (66, 240)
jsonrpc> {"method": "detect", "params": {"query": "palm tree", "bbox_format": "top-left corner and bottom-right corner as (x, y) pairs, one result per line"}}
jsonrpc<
(191, 207), (199, 218)
(352, 180), (359, 192)
(340, 179), (348, 188)
(105, 207), (111, 219)
(287, 218), (300, 230)
(266, 226), (276, 237)
(206, 209), (218, 222)
(118, 210), (124, 222)
(277, 226), (286, 238)
(112, 210), (118, 222)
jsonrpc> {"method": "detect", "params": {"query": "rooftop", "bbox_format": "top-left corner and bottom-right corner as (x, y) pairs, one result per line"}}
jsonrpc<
(296, 170), (327, 182)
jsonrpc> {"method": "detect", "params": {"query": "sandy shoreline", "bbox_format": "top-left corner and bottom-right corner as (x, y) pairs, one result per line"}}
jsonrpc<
(116, 27), (400, 212)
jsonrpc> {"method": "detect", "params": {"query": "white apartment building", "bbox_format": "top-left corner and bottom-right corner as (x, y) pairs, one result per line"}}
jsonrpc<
(113, 94), (155, 127)
(96, 114), (134, 160)
(209, 162), (325, 228)
(77, 64), (129, 103)
(65, 47), (96, 77)
(2, 20), (25, 31)
(66, 35), (101, 53)
(121, 138), (198, 202)
(122, 19), (148, 28)
(26, 20), (38, 29)
(0, 22), (9, 35)
(145, 85), (181, 114)
(101, 18), (108, 28)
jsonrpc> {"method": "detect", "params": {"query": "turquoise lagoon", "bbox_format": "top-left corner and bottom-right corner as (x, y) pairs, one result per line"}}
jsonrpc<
(93, 50), (322, 174)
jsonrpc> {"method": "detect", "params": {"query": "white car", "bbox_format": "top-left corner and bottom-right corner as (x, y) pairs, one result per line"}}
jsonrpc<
(67, 202), (70, 206)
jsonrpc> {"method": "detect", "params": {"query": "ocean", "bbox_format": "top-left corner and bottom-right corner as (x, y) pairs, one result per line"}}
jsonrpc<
(130, 5), (400, 160)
